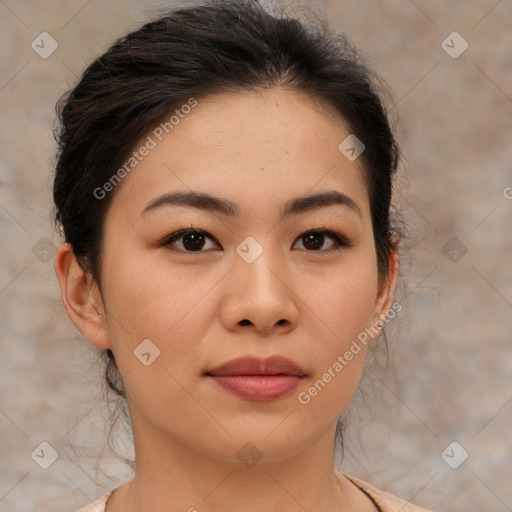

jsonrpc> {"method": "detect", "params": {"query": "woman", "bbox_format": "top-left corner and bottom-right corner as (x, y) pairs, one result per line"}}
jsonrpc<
(53, 0), (434, 510)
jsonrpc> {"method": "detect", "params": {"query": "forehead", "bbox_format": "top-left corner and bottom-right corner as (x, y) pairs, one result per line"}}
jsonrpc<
(107, 87), (370, 222)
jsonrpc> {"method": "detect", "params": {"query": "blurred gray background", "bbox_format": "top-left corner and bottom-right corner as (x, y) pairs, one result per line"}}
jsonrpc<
(1, 1), (511, 511)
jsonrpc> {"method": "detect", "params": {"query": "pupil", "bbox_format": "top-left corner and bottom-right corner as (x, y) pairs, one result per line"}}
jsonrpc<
(304, 233), (323, 250)
(183, 233), (205, 251)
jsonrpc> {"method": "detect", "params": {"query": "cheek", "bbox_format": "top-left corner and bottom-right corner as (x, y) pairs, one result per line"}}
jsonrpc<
(100, 249), (219, 367)
(303, 254), (378, 353)
(98, 253), (218, 425)
(293, 254), (378, 416)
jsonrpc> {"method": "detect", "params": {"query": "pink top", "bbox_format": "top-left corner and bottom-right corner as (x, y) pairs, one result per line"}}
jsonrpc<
(75, 473), (434, 512)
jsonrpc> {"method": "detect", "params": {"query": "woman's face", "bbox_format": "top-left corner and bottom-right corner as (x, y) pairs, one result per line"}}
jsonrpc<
(59, 87), (397, 465)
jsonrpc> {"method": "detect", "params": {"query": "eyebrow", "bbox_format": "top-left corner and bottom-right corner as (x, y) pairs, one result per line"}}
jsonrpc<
(141, 189), (363, 221)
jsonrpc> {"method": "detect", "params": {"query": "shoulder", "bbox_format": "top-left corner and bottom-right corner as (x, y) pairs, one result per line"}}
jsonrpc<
(74, 490), (114, 512)
(342, 473), (436, 512)
(75, 477), (436, 512)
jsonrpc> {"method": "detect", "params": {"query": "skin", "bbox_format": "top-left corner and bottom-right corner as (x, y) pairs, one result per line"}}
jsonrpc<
(55, 87), (398, 512)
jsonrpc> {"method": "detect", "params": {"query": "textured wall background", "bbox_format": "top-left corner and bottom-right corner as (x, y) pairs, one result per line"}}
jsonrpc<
(1, 1), (511, 511)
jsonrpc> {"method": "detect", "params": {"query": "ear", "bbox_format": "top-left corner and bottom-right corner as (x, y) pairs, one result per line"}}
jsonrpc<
(369, 249), (400, 341)
(54, 243), (111, 350)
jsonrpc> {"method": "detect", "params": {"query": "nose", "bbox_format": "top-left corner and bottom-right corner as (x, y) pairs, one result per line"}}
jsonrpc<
(220, 246), (300, 336)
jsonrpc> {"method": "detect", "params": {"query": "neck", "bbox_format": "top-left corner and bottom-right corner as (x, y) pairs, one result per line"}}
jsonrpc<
(108, 408), (356, 512)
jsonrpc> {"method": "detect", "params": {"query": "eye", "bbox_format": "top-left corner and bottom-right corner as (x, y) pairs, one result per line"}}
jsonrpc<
(293, 229), (351, 253)
(162, 228), (351, 254)
(162, 228), (220, 252)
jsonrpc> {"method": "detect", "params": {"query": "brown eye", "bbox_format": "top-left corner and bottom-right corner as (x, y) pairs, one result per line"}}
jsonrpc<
(163, 229), (219, 252)
(294, 230), (351, 253)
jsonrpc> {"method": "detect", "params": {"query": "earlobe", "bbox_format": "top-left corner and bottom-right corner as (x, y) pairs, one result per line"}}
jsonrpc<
(54, 243), (111, 350)
(369, 250), (400, 340)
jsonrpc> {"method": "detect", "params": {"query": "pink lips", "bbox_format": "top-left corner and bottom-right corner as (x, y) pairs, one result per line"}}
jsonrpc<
(206, 355), (306, 402)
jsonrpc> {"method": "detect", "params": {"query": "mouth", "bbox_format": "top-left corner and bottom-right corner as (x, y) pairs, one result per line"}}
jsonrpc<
(205, 355), (306, 402)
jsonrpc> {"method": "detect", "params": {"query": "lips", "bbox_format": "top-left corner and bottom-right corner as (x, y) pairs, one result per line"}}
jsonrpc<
(206, 355), (307, 377)
(206, 356), (306, 402)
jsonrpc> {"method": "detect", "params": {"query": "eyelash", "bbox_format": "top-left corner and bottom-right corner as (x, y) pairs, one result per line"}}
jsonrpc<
(161, 227), (352, 254)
